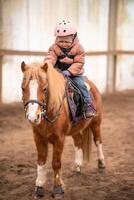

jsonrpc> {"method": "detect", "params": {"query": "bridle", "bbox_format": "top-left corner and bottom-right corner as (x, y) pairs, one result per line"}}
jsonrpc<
(24, 99), (46, 110)
(23, 85), (67, 123)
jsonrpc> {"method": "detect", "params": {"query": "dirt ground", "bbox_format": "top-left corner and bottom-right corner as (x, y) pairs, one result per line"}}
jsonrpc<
(0, 90), (134, 200)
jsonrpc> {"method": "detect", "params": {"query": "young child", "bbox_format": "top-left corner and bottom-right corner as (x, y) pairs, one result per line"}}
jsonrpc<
(44, 20), (97, 118)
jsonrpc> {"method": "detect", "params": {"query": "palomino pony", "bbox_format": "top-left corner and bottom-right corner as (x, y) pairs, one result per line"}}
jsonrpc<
(21, 61), (105, 198)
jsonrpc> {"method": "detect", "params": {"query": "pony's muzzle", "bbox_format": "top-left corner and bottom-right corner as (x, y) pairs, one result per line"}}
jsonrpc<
(26, 113), (41, 124)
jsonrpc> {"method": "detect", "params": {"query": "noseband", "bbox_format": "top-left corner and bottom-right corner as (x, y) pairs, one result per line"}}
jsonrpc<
(24, 99), (46, 110)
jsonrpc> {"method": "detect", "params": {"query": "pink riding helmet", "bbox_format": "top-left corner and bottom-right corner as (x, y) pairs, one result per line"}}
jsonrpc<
(54, 20), (77, 37)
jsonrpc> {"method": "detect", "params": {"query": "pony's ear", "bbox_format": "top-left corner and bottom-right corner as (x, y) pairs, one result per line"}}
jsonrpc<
(21, 61), (27, 72)
(41, 62), (48, 72)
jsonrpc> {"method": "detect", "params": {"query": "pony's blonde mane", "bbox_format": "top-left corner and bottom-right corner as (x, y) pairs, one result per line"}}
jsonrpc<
(24, 61), (66, 114)
(45, 62), (66, 114)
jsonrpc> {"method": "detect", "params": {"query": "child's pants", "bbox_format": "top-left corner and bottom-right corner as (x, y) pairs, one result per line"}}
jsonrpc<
(70, 75), (92, 104)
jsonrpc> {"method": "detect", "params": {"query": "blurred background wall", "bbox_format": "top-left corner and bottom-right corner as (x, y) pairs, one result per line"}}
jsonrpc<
(0, 0), (134, 102)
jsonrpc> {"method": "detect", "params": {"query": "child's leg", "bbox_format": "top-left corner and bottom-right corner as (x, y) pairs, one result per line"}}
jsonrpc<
(71, 75), (91, 103)
(71, 75), (97, 118)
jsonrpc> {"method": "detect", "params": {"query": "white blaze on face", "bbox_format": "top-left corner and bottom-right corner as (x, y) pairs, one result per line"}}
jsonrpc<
(36, 165), (46, 187)
(27, 79), (38, 122)
(75, 147), (83, 166)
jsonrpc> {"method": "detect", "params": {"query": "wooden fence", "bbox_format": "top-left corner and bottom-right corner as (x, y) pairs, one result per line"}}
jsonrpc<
(0, 49), (134, 102)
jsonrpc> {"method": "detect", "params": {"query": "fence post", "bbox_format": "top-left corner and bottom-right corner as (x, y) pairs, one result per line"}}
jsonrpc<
(106, 0), (118, 93)
(0, 55), (3, 102)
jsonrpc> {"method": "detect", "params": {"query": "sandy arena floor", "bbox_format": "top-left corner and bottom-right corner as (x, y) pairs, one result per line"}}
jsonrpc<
(0, 90), (134, 200)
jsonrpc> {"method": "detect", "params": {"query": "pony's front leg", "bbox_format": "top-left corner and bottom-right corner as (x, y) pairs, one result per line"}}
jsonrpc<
(33, 131), (48, 198)
(72, 134), (83, 173)
(91, 123), (105, 170)
(52, 135), (65, 197)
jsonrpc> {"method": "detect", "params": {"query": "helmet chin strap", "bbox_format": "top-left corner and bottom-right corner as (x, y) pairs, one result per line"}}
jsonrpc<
(72, 32), (77, 42)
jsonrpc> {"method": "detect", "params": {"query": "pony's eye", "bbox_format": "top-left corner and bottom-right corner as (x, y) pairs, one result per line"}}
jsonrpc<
(43, 88), (47, 95)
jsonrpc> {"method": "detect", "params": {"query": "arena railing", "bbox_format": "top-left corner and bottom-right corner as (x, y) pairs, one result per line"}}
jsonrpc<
(0, 49), (134, 102)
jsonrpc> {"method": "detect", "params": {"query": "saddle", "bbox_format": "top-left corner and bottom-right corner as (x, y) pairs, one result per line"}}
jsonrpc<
(66, 78), (86, 123)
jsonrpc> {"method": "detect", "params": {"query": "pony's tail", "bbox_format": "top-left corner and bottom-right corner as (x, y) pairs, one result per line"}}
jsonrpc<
(82, 126), (92, 162)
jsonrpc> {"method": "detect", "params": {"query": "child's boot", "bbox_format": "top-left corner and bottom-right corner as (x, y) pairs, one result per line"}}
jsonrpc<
(85, 103), (98, 118)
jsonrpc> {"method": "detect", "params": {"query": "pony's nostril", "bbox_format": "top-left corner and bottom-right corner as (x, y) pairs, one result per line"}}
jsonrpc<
(34, 114), (40, 123)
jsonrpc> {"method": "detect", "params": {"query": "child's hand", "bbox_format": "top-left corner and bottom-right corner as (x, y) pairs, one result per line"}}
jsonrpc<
(62, 70), (71, 77)
(60, 57), (73, 64)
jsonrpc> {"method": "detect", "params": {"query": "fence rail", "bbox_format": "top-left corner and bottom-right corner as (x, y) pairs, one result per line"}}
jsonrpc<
(0, 49), (134, 56)
(0, 49), (134, 102)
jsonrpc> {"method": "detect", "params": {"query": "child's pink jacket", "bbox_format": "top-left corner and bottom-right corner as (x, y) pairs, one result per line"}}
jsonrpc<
(45, 37), (85, 75)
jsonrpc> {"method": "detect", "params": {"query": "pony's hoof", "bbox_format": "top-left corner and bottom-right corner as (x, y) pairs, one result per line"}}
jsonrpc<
(52, 185), (64, 198)
(98, 159), (106, 170)
(75, 164), (81, 173)
(72, 164), (81, 174)
(34, 186), (45, 198)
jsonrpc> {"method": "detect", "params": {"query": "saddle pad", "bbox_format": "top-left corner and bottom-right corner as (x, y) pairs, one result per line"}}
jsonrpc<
(66, 79), (86, 123)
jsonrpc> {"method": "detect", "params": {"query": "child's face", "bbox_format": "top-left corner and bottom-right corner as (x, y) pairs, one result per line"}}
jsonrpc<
(56, 35), (73, 48)
(58, 40), (72, 48)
